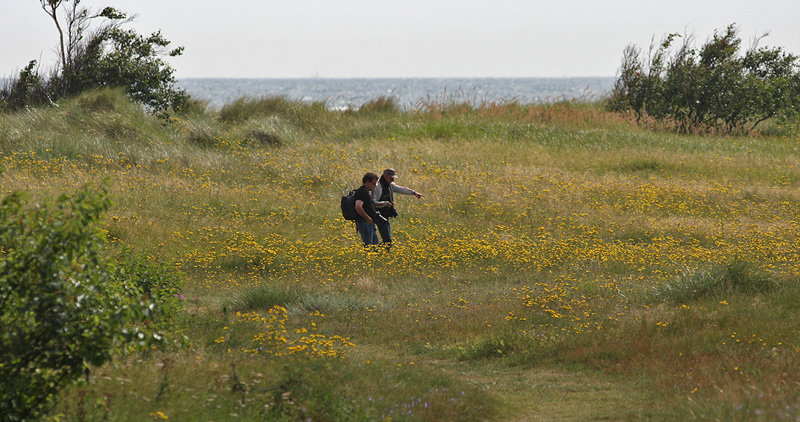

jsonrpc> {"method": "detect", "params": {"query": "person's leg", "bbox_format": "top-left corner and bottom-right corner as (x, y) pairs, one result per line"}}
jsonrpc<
(369, 223), (379, 245)
(376, 219), (392, 245)
(355, 220), (377, 245)
(356, 220), (372, 246)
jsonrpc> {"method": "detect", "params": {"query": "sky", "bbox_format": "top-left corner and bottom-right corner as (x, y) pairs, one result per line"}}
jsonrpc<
(2, 1), (799, 79)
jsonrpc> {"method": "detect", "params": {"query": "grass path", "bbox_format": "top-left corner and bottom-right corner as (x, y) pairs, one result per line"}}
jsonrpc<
(450, 363), (661, 421)
(355, 338), (666, 421)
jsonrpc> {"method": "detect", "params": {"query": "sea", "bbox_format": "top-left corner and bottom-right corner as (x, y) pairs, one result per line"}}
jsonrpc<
(177, 77), (616, 110)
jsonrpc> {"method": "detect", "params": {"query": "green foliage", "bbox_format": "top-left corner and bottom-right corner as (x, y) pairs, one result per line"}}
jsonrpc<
(0, 61), (50, 112)
(114, 249), (185, 317)
(73, 27), (188, 114)
(608, 24), (800, 132)
(1, 3), (187, 114)
(0, 185), (164, 421)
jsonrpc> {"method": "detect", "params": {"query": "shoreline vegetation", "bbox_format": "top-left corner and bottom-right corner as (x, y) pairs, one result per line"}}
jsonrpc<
(3, 88), (800, 420)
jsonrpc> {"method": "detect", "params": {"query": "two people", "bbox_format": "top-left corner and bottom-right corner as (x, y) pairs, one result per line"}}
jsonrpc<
(354, 168), (424, 249)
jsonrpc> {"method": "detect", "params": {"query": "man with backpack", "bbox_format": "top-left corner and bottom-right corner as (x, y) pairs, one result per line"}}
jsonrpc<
(372, 168), (424, 250)
(352, 172), (387, 248)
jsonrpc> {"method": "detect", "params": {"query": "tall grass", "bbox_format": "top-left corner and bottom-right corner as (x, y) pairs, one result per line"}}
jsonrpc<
(652, 260), (779, 303)
(224, 283), (305, 312)
(3, 88), (800, 420)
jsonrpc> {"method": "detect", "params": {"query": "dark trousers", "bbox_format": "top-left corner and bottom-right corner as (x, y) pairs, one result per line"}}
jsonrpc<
(376, 218), (392, 244)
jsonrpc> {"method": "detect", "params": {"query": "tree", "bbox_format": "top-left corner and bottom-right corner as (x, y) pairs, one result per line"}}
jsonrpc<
(75, 26), (188, 113)
(1, 1), (187, 113)
(39, 0), (69, 74)
(607, 25), (800, 132)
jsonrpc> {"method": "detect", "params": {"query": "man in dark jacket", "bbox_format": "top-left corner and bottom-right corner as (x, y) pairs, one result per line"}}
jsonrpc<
(354, 172), (387, 247)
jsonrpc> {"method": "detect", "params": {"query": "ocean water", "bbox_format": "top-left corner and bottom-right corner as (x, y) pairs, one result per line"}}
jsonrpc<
(177, 77), (616, 110)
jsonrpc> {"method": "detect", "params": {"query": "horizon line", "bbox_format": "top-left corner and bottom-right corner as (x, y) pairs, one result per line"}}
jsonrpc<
(176, 75), (617, 80)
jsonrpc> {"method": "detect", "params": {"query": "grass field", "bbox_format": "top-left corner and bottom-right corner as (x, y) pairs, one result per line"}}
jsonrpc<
(2, 88), (800, 421)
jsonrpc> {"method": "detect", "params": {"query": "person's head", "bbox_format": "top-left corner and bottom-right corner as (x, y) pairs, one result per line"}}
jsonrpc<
(362, 172), (379, 190)
(382, 168), (397, 182)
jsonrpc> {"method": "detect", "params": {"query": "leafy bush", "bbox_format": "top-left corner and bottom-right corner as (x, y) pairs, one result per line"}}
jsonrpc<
(72, 26), (188, 114)
(0, 3), (187, 114)
(608, 24), (800, 132)
(0, 185), (165, 421)
(0, 61), (50, 112)
(114, 249), (184, 318)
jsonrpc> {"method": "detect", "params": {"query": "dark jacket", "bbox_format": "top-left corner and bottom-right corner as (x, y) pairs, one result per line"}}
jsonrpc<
(354, 185), (383, 222)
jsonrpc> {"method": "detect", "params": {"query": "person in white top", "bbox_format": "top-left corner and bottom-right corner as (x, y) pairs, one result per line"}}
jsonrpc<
(371, 168), (424, 250)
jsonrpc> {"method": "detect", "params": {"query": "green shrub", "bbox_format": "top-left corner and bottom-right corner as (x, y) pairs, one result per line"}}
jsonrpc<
(1, 4), (186, 114)
(0, 60), (50, 112)
(608, 24), (800, 133)
(0, 185), (164, 421)
(114, 249), (185, 316)
(75, 26), (188, 114)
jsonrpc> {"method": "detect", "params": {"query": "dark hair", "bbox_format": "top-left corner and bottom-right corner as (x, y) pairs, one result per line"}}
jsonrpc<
(362, 172), (379, 184)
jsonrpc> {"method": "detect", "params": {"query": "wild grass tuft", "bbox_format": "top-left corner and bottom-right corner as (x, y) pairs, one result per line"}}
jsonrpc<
(219, 96), (296, 123)
(451, 335), (515, 361)
(354, 95), (400, 114)
(652, 260), (779, 303)
(218, 95), (337, 136)
(225, 283), (304, 312)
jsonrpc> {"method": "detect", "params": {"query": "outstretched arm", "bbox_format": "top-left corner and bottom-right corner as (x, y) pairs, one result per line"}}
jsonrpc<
(391, 182), (424, 198)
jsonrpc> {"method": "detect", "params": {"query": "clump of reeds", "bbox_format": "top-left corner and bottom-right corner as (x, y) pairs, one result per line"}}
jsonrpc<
(353, 95), (400, 115)
(652, 260), (779, 303)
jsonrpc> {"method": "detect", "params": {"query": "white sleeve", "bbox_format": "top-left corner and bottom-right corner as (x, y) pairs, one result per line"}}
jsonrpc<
(390, 182), (415, 195)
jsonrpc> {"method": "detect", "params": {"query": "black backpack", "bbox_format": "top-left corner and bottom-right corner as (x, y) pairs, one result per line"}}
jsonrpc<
(340, 189), (358, 220)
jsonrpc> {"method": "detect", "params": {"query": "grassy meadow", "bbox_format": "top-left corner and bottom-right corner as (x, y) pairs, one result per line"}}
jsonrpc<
(2, 88), (800, 421)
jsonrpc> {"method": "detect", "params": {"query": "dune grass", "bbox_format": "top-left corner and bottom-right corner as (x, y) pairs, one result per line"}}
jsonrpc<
(2, 89), (800, 420)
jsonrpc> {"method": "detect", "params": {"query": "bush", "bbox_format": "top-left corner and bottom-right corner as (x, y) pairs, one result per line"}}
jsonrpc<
(72, 26), (188, 114)
(114, 249), (185, 318)
(0, 3), (187, 114)
(0, 185), (165, 421)
(608, 24), (800, 133)
(0, 61), (51, 112)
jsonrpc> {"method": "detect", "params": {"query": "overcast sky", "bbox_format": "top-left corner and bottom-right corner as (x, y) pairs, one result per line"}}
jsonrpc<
(3, 1), (799, 79)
